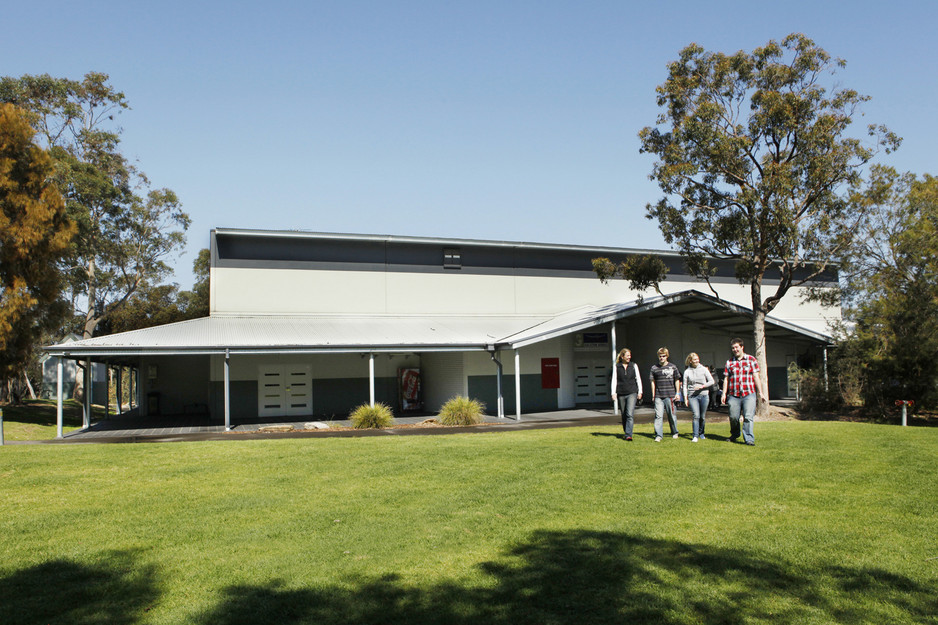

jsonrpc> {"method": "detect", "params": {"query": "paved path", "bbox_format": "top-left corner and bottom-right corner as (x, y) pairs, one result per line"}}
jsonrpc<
(16, 404), (744, 445)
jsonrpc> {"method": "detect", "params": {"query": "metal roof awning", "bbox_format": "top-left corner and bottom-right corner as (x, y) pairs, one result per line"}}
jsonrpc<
(43, 290), (832, 360)
(506, 290), (834, 348)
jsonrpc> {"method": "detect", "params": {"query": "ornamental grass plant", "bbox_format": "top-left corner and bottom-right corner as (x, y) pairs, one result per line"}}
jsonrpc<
(437, 395), (486, 425)
(349, 402), (395, 428)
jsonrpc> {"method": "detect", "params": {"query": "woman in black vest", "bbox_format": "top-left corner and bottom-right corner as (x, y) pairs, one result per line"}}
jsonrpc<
(611, 348), (643, 441)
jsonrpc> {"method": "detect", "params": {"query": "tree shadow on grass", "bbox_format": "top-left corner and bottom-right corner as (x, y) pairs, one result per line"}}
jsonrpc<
(0, 550), (159, 625)
(1, 399), (85, 427)
(197, 530), (937, 625)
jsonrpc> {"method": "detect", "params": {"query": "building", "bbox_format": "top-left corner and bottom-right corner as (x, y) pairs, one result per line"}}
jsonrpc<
(44, 229), (838, 431)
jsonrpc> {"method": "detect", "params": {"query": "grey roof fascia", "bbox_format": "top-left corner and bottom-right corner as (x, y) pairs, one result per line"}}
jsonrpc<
(44, 343), (500, 359)
(212, 227), (676, 259)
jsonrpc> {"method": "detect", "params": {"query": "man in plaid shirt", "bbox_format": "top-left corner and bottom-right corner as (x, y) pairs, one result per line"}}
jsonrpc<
(721, 338), (768, 446)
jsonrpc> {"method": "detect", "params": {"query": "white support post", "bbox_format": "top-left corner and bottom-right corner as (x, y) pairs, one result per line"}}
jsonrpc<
(56, 357), (64, 438)
(369, 353), (376, 407)
(83, 358), (92, 429)
(610, 322), (618, 415)
(116, 367), (123, 416)
(224, 350), (231, 431)
(104, 366), (110, 420)
(823, 347), (829, 393)
(514, 350), (522, 422)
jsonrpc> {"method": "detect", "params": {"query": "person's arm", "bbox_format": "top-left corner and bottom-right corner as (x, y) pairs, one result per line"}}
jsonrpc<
(610, 365), (618, 400)
(721, 365), (729, 401)
(753, 360), (768, 403)
(702, 367), (714, 389)
(634, 364), (643, 400)
(674, 366), (682, 402)
(649, 371), (657, 400)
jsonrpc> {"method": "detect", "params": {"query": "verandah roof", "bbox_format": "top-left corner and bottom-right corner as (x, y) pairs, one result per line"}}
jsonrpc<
(43, 290), (832, 360)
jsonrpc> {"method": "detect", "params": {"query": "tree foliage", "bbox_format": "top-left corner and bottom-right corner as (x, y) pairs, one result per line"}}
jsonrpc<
(0, 103), (75, 391)
(592, 254), (669, 302)
(831, 168), (938, 411)
(0, 72), (190, 339)
(106, 248), (211, 333)
(631, 33), (899, 410)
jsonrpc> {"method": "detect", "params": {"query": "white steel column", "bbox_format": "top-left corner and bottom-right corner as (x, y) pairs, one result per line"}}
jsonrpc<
(83, 358), (92, 429)
(369, 353), (376, 407)
(116, 367), (123, 415)
(56, 357), (64, 438)
(104, 366), (110, 420)
(514, 349), (522, 421)
(610, 322), (618, 415)
(224, 350), (231, 431)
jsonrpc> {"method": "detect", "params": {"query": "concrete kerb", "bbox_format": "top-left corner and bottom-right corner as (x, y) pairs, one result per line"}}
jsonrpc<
(15, 403), (768, 445)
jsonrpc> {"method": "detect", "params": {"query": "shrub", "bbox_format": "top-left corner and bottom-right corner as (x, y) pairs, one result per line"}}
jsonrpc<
(437, 396), (486, 426)
(349, 402), (395, 429)
(791, 366), (843, 413)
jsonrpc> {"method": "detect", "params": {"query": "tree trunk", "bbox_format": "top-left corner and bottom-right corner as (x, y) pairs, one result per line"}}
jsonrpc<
(23, 370), (36, 400)
(751, 281), (771, 418)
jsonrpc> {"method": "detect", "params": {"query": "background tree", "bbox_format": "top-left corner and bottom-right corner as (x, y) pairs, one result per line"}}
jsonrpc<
(829, 167), (938, 412)
(0, 103), (75, 401)
(623, 33), (899, 412)
(0, 72), (190, 339)
(107, 248), (211, 333)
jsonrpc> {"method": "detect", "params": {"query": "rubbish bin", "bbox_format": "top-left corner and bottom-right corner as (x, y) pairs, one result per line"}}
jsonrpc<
(147, 391), (161, 416)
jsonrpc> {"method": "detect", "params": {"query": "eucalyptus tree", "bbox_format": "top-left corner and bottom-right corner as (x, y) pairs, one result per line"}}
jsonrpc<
(612, 33), (899, 411)
(0, 103), (74, 398)
(0, 72), (189, 339)
(833, 167), (938, 410)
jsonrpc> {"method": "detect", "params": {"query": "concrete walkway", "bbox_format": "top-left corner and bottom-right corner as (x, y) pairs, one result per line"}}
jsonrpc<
(22, 403), (744, 445)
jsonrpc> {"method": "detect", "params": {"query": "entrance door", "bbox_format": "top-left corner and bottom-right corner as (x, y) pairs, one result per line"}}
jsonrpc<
(574, 357), (610, 404)
(258, 364), (313, 417)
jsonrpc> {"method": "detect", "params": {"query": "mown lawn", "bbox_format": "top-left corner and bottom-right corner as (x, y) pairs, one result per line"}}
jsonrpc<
(0, 399), (94, 441)
(1, 420), (936, 624)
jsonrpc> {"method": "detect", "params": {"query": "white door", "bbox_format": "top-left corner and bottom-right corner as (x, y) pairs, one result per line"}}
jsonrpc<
(258, 364), (313, 417)
(575, 358), (610, 404)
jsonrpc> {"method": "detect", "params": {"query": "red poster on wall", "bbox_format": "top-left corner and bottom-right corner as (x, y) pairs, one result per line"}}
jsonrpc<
(541, 358), (560, 389)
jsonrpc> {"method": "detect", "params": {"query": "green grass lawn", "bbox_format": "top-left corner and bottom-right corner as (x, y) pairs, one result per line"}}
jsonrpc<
(0, 399), (95, 441)
(1, 420), (936, 624)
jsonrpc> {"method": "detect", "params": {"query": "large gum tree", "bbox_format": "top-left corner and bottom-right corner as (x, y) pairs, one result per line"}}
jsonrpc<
(0, 103), (75, 398)
(628, 33), (899, 412)
(0, 72), (190, 339)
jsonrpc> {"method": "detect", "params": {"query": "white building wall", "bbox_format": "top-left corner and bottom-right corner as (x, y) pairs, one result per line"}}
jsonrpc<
(211, 266), (837, 335)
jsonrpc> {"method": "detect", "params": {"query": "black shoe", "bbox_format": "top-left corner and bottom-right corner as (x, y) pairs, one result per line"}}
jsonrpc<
(729, 437), (738, 443)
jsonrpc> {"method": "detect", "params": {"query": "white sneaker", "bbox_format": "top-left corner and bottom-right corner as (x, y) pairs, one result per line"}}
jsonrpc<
(692, 437), (698, 443)
(654, 436), (662, 442)
(672, 433), (679, 439)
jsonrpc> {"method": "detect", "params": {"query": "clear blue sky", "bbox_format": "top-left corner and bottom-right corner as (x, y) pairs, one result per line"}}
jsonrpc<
(4, 1), (936, 288)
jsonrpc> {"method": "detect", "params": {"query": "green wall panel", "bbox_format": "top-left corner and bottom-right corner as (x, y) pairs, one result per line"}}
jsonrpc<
(468, 374), (558, 414)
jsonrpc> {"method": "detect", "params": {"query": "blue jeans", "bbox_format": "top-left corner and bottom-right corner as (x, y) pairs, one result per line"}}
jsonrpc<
(727, 393), (756, 443)
(688, 393), (709, 438)
(654, 397), (678, 438)
(617, 393), (637, 437)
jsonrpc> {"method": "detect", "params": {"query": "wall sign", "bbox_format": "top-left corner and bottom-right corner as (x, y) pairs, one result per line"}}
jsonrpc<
(541, 358), (560, 389)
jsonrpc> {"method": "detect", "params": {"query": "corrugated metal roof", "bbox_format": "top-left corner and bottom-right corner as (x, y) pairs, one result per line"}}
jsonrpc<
(43, 314), (556, 356)
(505, 290), (833, 348)
(43, 290), (832, 358)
